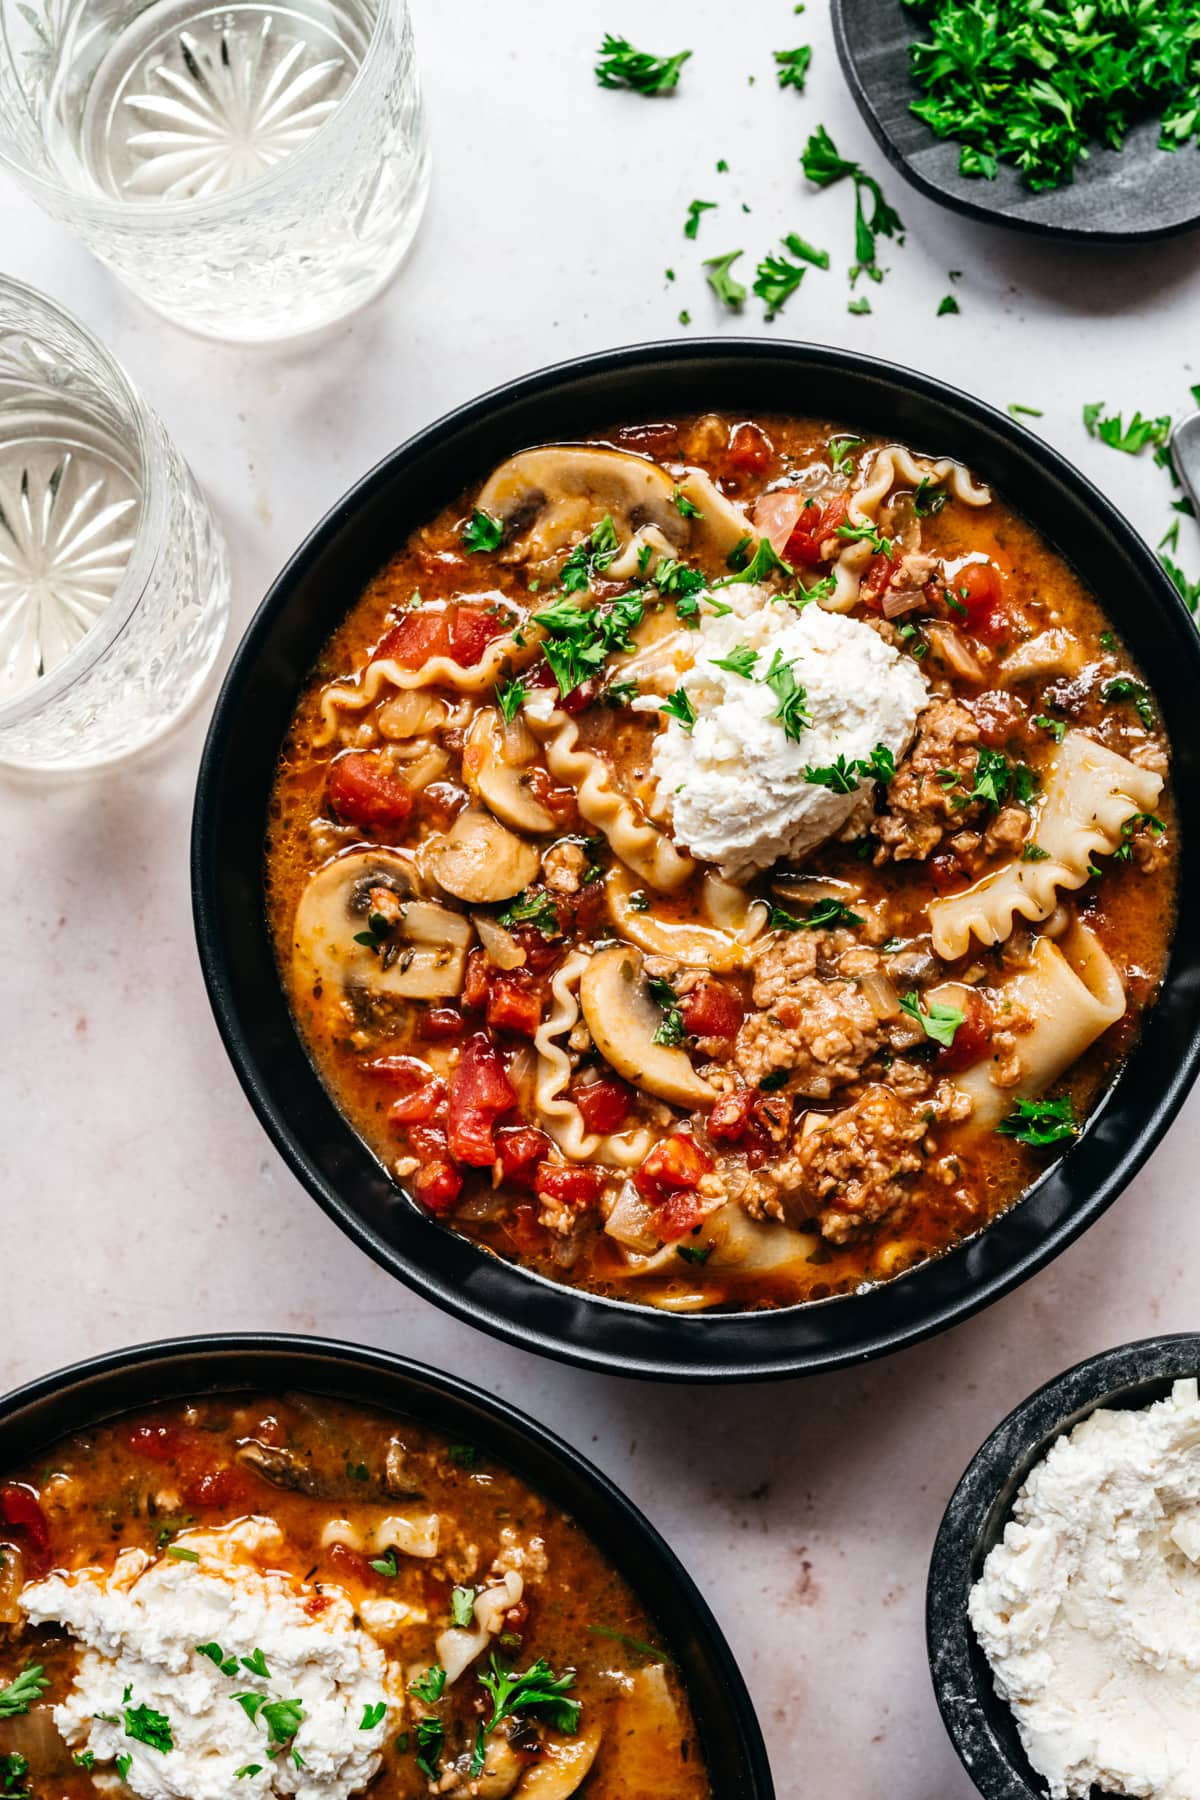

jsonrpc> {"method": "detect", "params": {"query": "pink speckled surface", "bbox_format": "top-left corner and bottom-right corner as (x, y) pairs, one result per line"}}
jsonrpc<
(3, 4), (1199, 1794)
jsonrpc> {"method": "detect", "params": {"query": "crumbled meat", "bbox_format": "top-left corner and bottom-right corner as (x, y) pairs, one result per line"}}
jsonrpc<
(734, 978), (882, 1095)
(881, 549), (938, 603)
(798, 1086), (928, 1243)
(1130, 739), (1169, 778)
(983, 804), (1029, 857)
(873, 698), (983, 862)
(1130, 821), (1169, 872)
(541, 841), (588, 893)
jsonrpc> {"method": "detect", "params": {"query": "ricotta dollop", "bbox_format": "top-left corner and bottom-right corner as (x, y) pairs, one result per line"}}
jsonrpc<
(970, 1379), (1200, 1800)
(20, 1517), (397, 1800)
(642, 585), (928, 879)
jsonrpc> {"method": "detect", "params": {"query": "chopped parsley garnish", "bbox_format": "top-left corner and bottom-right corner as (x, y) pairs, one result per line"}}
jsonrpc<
(904, 0), (1200, 191)
(805, 742), (894, 790)
(774, 45), (812, 89)
(415, 1717), (444, 1781)
(461, 509), (504, 554)
(719, 536), (793, 587)
(1012, 762), (1038, 806)
(165, 1545), (199, 1562)
(761, 649), (812, 741)
(768, 899), (864, 931)
(73, 1754), (96, 1773)
(711, 644), (759, 678)
(651, 556), (707, 603)
(478, 1654), (581, 1741)
(240, 1650), (270, 1680)
(1084, 403), (1172, 455)
(197, 1641), (241, 1677)
(827, 434), (864, 474)
(899, 990), (965, 1048)
(937, 294), (960, 315)
(758, 1069), (790, 1091)
(497, 889), (561, 938)
(997, 1094), (1078, 1147)
(673, 487), (702, 518)
(703, 249), (747, 309)
(0, 1666), (50, 1718)
(676, 1243), (713, 1266)
(969, 747), (1010, 809)
(753, 247), (807, 319)
(1022, 843), (1051, 862)
(1032, 712), (1067, 742)
(847, 296), (872, 315)
(1163, 555), (1200, 613)
(1008, 403), (1043, 418)
(447, 1442), (477, 1469)
(558, 514), (620, 595)
(602, 677), (639, 707)
(360, 1702), (387, 1731)
(801, 124), (903, 277)
(1114, 812), (1165, 860)
(628, 889), (650, 910)
(783, 231), (830, 269)
(595, 33), (691, 93)
(124, 1697), (174, 1754)
(1102, 675), (1155, 730)
(369, 1548), (399, 1577)
(351, 912), (392, 953)
(346, 1461), (369, 1481)
(0, 1754), (30, 1798)
(450, 1586), (477, 1628)
(661, 687), (697, 732)
(648, 976), (685, 1045)
(534, 584), (642, 697)
(913, 477), (946, 517)
(117, 1755), (132, 1782)
(234, 1767), (262, 1780)
(495, 676), (525, 725)
(683, 198), (717, 239)
(409, 1666), (447, 1707)
(835, 519), (893, 557)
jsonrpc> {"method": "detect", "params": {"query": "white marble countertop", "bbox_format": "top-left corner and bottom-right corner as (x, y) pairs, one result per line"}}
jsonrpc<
(3, 2), (1199, 1794)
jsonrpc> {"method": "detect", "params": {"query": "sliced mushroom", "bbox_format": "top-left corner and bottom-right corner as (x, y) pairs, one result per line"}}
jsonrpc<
(579, 944), (713, 1107)
(293, 849), (473, 1013)
(464, 707), (556, 834)
(234, 1440), (323, 1494)
(516, 1725), (603, 1798)
(476, 445), (688, 564)
(426, 807), (541, 903)
(701, 1201), (820, 1276)
(605, 866), (751, 973)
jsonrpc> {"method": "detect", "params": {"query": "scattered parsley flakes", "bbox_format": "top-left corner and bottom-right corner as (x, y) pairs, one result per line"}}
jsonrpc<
(1163, 555), (1200, 612)
(773, 45), (812, 90)
(1022, 843), (1051, 862)
(678, 308), (692, 326)
(461, 508), (504, 554)
(1101, 675), (1155, 730)
(1008, 403), (1043, 418)
(647, 975), (685, 1046)
(369, 1548), (399, 1577)
(450, 1586), (477, 1628)
(165, 1545), (200, 1562)
(761, 649), (812, 741)
(703, 249), (747, 309)
(827, 434), (864, 475)
(835, 519), (892, 557)
(677, 1240), (714, 1266)
(913, 476), (946, 516)
(628, 888), (651, 912)
(478, 1654), (581, 1742)
(497, 890), (561, 938)
(409, 1666), (447, 1707)
(718, 536), (793, 586)
(594, 33), (691, 94)
(494, 675), (525, 724)
(661, 687), (697, 732)
(997, 1093), (1078, 1147)
(360, 1702), (387, 1731)
(447, 1443), (477, 1469)
(123, 1698), (174, 1754)
(768, 898), (865, 931)
(899, 990), (965, 1048)
(711, 643), (759, 678)
(801, 124), (903, 278)
(234, 1767), (263, 1780)
(1032, 712), (1067, 742)
(937, 293), (960, 315)
(1084, 403), (1171, 455)
(847, 296), (872, 315)
(684, 198), (717, 239)
(558, 513), (620, 595)
(783, 231), (830, 270)
(969, 747), (1010, 809)
(0, 1666), (50, 1719)
(196, 1642), (241, 1677)
(753, 247), (807, 319)
(673, 487), (702, 518)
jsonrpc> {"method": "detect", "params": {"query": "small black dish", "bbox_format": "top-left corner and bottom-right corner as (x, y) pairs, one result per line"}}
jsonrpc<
(0, 1331), (773, 1799)
(192, 337), (1200, 1382)
(927, 1333), (1200, 1798)
(832, 0), (1200, 242)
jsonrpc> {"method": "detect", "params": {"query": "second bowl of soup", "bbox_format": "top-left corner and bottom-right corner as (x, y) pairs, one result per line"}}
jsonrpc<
(194, 341), (1200, 1379)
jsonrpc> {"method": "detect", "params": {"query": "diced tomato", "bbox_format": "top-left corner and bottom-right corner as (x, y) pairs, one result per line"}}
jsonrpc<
(325, 1540), (380, 1589)
(0, 1484), (50, 1569)
(634, 1132), (714, 1204)
(526, 765), (580, 824)
(930, 851), (970, 895)
(533, 1162), (606, 1207)
(421, 1006), (465, 1041)
(327, 752), (412, 831)
(407, 1123), (464, 1215)
(375, 609), (452, 668)
(306, 1592), (335, 1617)
(463, 948), (491, 1010)
(449, 602), (509, 667)
(486, 976), (543, 1038)
(858, 549), (900, 610)
(570, 1075), (633, 1134)
(496, 1125), (553, 1188)
(784, 493), (849, 568)
(124, 1421), (193, 1463)
(364, 1054), (445, 1126)
(365, 1053), (436, 1087)
(726, 421), (773, 474)
(971, 688), (1026, 748)
(936, 989), (993, 1074)
(656, 1189), (706, 1242)
(560, 678), (600, 716)
(390, 1083), (445, 1127)
(184, 1466), (253, 1511)
(419, 781), (469, 831)
(446, 1034), (517, 1165)
(953, 561), (1008, 643)
(512, 924), (563, 974)
(708, 1089), (755, 1142)
(680, 977), (743, 1041)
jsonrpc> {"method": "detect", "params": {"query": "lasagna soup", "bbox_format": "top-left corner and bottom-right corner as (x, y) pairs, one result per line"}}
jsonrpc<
(266, 416), (1175, 1312)
(0, 1395), (705, 1797)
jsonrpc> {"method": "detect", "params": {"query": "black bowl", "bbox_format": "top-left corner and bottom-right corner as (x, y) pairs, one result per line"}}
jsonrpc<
(192, 338), (1200, 1382)
(927, 1334), (1200, 1798)
(0, 1331), (773, 1799)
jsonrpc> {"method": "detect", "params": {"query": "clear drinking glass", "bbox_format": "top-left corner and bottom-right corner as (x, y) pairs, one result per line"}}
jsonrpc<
(0, 0), (429, 341)
(0, 277), (230, 770)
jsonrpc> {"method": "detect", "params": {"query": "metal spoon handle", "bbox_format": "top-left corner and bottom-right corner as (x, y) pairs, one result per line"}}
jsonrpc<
(1171, 412), (1200, 517)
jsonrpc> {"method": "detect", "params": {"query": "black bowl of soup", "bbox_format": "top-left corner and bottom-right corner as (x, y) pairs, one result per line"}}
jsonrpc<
(0, 1332), (771, 1798)
(192, 340), (1200, 1380)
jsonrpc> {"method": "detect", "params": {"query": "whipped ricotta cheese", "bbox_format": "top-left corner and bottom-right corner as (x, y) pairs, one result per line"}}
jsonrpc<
(970, 1380), (1200, 1800)
(20, 1517), (397, 1800)
(640, 585), (928, 879)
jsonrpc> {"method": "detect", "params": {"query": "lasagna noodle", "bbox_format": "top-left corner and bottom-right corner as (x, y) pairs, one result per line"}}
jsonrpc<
(313, 620), (541, 747)
(824, 445), (993, 614)
(948, 923), (1126, 1128)
(532, 950), (654, 1168)
(929, 731), (1164, 959)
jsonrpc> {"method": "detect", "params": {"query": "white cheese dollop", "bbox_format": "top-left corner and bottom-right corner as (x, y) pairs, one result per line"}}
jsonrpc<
(641, 585), (928, 879)
(20, 1517), (398, 1800)
(970, 1379), (1200, 1800)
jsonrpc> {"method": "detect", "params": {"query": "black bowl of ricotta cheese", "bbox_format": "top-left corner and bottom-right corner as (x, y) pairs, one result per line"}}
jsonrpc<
(928, 1332), (1200, 1799)
(192, 338), (1200, 1382)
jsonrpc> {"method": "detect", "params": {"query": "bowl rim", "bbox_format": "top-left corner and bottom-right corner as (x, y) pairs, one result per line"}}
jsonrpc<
(0, 1328), (775, 1800)
(191, 335), (1200, 1382)
(926, 1332), (1200, 1799)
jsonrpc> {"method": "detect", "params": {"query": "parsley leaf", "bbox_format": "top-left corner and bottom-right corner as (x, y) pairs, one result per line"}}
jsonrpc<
(774, 45), (812, 89)
(497, 890), (561, 938)
(673, 488), (702, 518)
(899, 990), (965, 1048)
(1102, 675), (1155, 730)
(913, 477), (946, 516)
(124, 1698), (174, 1754)
(360, 1702), (387, 1731)
(761, 649), (812, 741)
(704, 250), (747, 309)
(768, 898), (864, 931)
(937, 294), (960, 315)
(558, 514), (619, 595)
(684, 198), (717, 239)
(647, 976), (685, 1046)
(1084, 404), (1171, 455)
(827, 434), (864, 474)
(1113, 811), (1165, 861)
(0, 1754), (30, 1799)
(495, 676), (525, 725)
(710, 644), (759, 678)
(969, 747), (1010, 809)
(1032, 712), (1067, 742)
(803, 754), (861, 793)
(676, 1243), (713, 1265)
(408, 1667), (447, 1707)
(661, 687), (697, 732)
(415, 1716), (444, 1781)
(783, 231), (830, 269)
(461, 509), (504, 554)
(450, 1586), (476, 1628)
(753, 248), (806, 319)
(718, 536), (793, 586)
(801, 125), (903, 277)
(478, 1654), (581, 1740)
(0, 1666), (50, 1719)
(595, 34), (691, 94)
(997, 1094), (1078, 1147)
(835, 519), (892, 556)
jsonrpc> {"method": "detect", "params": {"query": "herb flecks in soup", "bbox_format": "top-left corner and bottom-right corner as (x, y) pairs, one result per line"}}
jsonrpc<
(266, 416), (1175, 1311)
(0, 1397), (705, 1798)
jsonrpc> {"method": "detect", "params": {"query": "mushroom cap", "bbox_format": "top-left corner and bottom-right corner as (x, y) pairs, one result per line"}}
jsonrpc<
(477, 445), (688, 561)
(463, 707), (556, 835)
(578, 943), (714, 1108)
(426, 807), (541, 903)
(604, 866), (753, 973)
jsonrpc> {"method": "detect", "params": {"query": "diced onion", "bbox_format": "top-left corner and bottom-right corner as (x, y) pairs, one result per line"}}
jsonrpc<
(926, 622), (985, 682)
(474, 913), (526, 969)
(859, 969), (901, 1020)
(882, 586), (926, 620)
